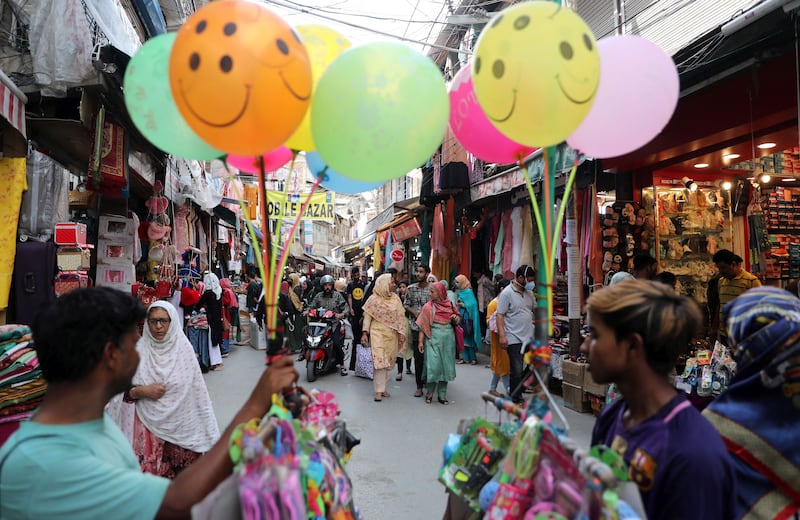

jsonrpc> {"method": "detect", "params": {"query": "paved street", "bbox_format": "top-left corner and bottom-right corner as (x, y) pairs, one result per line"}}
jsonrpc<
(204, 342), (596, 519)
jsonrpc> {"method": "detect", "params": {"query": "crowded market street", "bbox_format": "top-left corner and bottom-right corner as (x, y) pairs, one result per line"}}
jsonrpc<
(204, 343), (596, 519)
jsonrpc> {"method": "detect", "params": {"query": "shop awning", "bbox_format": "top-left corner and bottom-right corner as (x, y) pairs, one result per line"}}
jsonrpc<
(0, 71), (26, 139)
(360, 231), (376, 249)
(213, 205), (238, 227)
(469, 144), (582, 202)
(0, 71), (27, 157)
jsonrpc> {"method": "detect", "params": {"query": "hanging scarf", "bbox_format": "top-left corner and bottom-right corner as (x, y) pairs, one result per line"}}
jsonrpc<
(362, 274), (407, 338)
(118, 301), (219, 452)
(704, 287), (800, 519)
(416, 282), (456, 338)
(203, 272), (222, 300)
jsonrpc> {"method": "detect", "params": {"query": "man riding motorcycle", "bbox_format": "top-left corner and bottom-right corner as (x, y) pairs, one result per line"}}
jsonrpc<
(308, 275), (350, 376)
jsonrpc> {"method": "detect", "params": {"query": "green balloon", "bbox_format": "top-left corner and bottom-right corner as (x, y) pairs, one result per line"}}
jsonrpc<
(124, 34), (222, 160)
(310, 42), (449, 182)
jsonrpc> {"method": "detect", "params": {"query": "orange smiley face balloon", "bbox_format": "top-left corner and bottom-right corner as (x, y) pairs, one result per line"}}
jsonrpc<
(169, 0), (312, 156)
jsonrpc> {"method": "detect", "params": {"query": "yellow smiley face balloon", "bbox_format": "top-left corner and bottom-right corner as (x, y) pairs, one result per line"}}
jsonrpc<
(472, 1), (599, 148)
(169, 0), (312, 156)
(284, 25), (351, 152)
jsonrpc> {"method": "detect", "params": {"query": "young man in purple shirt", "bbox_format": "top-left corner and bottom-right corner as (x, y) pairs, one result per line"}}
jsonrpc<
(583, 280), (735, 520)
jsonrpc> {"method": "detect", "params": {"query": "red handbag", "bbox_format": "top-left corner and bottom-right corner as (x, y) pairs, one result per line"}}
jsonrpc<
(453, 324), (465, 352)
(155, 279), (172, 299)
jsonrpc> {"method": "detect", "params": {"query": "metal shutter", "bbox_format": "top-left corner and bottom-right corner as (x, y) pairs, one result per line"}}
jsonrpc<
(575, 0), (618, 39)
(623, 0), (758, 56)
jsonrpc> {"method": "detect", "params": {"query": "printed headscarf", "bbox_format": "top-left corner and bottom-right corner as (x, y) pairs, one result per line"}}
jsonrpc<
(362, 273), (407, 338)
(704, 287), (800, 517)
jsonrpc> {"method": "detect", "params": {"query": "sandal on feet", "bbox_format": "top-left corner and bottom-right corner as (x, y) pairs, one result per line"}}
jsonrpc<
(340, 367), (348, 376)
(406, 369), (413, 375)
(395, 373), (402, 381)
(425, 393), (433, 404)
(438, 397), (449, 405)
(470, 360), (478, 365)
(374, 393), (382, 402)
(382, 391), (390, 398)
(414, 388), (424, 397)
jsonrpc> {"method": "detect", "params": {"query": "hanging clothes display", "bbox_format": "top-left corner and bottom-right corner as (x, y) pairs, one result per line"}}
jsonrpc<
(586, 186), (604, 288)
(511, 207), (522, 271)
(501, 209), (514, 278)
(520, 207), (534, 270)
(419, 210), (432, 267)
(492, 218), (505, 277)
(0, 158), (27, 308)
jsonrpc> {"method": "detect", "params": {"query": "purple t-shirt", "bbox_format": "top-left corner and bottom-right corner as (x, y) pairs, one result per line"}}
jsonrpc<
(591, 394), (735, 520)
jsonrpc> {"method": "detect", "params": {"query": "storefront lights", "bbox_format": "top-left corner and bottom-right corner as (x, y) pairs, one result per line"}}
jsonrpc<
(757, 142), (777, 149)
(693, 163), (709, 169)
(681, 176), (698, 191)
(760, 174), (771, 183)
(723, 153), (740, 160)
(719, 180), (732, 190)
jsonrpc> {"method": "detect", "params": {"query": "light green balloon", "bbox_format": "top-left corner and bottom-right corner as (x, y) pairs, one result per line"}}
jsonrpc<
(310, 42), (449, 182)
(124, 33), (222, 160)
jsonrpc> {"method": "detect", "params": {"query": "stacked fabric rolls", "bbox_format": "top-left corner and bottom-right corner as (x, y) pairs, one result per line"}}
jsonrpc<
(0, 325), (46, 446)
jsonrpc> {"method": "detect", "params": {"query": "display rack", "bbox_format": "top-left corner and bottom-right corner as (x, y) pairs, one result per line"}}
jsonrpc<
(643, 181), (732, 304)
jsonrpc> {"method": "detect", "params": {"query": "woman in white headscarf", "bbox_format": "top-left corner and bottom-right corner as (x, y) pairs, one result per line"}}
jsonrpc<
(197, 272), (224, 370)
(107, 301), (220, 478)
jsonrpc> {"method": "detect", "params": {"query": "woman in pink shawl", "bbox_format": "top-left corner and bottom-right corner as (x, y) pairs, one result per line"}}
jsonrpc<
(416, 282), (459, 404)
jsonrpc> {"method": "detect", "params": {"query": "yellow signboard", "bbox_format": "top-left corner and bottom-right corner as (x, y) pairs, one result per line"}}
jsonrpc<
(265, 191), (335, 221)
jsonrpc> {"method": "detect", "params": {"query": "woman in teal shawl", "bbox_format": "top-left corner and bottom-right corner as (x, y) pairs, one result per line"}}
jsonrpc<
(455, 274), (482, 365)
(704, 286), (800, 519)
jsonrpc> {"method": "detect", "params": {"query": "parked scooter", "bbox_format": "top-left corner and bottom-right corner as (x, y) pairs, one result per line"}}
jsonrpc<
(304, 307), (343, 382)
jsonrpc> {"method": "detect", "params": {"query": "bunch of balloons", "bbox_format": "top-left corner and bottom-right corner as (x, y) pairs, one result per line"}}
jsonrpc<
(123, 0), (450, 188)
(124, 0), (680, 182)
(456, 1), (679, 160)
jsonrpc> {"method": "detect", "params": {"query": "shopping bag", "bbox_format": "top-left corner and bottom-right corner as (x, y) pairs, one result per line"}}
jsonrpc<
(354, 343), (373, 380)
(453, 325), (465, 352)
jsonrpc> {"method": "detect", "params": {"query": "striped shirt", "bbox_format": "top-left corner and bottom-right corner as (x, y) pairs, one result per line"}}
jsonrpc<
(718, 270), (761, 324)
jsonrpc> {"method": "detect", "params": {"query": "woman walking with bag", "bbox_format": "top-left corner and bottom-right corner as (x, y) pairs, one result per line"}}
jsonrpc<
(361, 274), (407, 402)
(416, 282), (460, 405)
(455, 274), (481, 365)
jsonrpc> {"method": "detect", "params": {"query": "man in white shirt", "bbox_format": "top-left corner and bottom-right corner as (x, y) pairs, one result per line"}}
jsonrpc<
(495, 264), (536, 404)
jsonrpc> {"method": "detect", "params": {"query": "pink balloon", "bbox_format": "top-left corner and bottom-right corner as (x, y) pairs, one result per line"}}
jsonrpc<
(227, 146), (294, 174)
(567, 36), (679, 159)
(449, 65), (535, 164)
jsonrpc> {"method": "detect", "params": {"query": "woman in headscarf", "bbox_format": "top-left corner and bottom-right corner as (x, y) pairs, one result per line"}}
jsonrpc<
(284, 273), (305, 353)
(455, 274), (482, 365)
(704, 287), (800, 519)
(107, 301), (220, 478)
(219, 278), (242, 342)
(196, 272), (224, 370)
(361, 273), (407, 402)
(416, 281), (459, 404)
(219, 277), (239, 356)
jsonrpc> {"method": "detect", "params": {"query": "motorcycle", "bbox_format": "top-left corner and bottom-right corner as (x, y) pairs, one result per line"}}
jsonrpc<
(304, 307), (343, 382)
